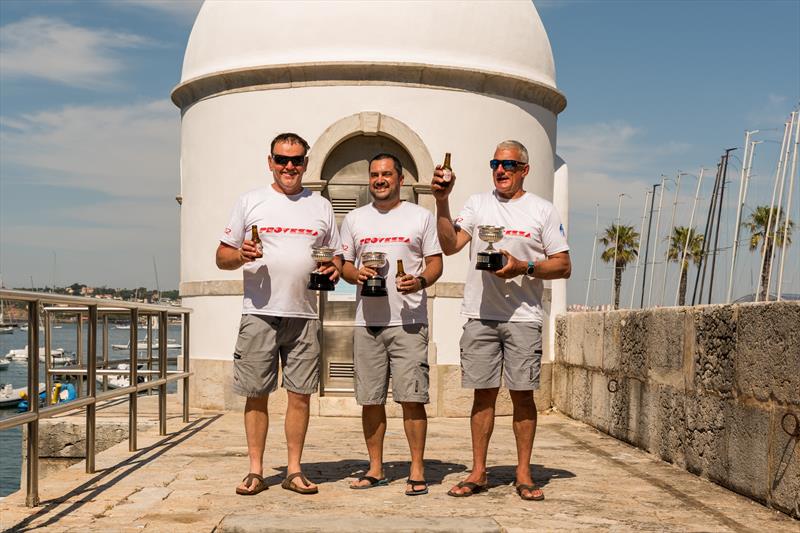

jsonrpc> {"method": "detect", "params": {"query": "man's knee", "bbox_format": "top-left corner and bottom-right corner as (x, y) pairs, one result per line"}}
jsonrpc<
(244, 394), (269, 411)
(473, 387), (500, 407)
(400, 402), (427, 420)
(286, 390), (311, 406)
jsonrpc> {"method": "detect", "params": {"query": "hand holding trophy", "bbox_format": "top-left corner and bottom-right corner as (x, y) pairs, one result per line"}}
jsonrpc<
(308, 245), (336, 291)
(475, 225), (505, 271)
(360, 251), (387, 297)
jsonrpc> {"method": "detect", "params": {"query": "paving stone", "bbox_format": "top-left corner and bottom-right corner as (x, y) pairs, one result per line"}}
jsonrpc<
(219, 515), (502, 532)
(2, 405), (798, 532)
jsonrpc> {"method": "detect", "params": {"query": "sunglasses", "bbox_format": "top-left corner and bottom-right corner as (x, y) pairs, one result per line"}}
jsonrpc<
(272, 154), (306, 167)
(490, 159), (525, 171)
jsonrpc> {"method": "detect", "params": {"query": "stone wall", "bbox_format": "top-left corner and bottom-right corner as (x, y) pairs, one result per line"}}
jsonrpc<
(553, 301), (800, 519)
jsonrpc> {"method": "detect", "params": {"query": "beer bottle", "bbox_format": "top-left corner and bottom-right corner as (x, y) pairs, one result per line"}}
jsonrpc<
(251, 225), (263, 256)
(396, 259), (406, 278)
(442, 153), (453, 183)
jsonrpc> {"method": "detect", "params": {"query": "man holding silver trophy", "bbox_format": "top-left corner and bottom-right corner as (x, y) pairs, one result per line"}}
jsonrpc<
(340, 153), (443, 496)
(216, 133), (342, 497)
(432, 140), (571, 501)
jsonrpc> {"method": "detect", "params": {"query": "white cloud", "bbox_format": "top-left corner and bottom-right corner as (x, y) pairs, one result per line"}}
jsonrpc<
(0, 100), (179, 197)
(0, 16), (150, 87)
(115, 0), (204, 21)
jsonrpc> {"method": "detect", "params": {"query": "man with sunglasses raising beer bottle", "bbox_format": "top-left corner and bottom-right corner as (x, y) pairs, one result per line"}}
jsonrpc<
(431, 140), (571, 501)
(217, 133), (342, 497)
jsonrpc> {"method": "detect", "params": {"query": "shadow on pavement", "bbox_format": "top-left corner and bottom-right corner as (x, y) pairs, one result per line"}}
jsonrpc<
(263, 459), (468, 487)
(485, 464), (576, 489)
(9, 414), (222, 533)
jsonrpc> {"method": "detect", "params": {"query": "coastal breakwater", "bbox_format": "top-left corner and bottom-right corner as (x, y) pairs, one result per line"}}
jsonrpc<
(554, 301), (800, 519)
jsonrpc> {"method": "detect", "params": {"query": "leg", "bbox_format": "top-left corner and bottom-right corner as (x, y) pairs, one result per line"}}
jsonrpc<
(509, 389), (542, 499)
(449, 387), (499, 495)
(350, 404), (387, 488)
(238, 395), (269, 493)
(401, 402), (427, 493)
(285, 390), (316, 490)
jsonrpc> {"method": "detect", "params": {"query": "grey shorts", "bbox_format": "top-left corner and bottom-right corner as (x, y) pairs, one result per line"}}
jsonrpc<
(232, 314), (321, 397)
(353, 324), (429, 405)
(459, 319), (542, 391)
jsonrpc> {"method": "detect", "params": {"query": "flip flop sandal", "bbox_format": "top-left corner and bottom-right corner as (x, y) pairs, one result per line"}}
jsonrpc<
(281, 472), (319, 495)
(405, 479), (428, 496)
(447, 481), (487, 497)
(350, 475), (389, 490)
(515, 483), (545, 501)
(235, 473), (268, 496)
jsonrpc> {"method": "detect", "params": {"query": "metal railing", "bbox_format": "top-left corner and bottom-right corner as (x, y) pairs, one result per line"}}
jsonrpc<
(0, 290), (192, 507)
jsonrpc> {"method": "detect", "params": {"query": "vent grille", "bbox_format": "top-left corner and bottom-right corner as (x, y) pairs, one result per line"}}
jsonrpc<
(331, 198), (358, 215)
(329, 362), (354, 379)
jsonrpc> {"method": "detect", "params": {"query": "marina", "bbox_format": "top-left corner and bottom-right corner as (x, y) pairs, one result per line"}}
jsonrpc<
(0, 316), (185, 498)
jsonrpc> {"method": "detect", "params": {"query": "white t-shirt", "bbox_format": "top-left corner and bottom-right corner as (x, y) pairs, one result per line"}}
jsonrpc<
(455, 191), (569, 324)
(340, 201), (441, 327)
(220, 186), (342, 319)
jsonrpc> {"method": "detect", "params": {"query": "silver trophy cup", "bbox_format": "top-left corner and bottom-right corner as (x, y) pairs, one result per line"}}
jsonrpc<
(308, 246), (336, 291)
(475, 225), (505, 271)
(360, 251), (387, 297)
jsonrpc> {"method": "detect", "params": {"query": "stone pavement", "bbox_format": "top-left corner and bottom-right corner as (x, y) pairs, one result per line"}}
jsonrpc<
(1, 407), (797, 532)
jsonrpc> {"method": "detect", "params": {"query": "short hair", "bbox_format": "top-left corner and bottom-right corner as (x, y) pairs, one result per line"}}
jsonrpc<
(496, 140), (529, 164)
(270, 133), (310, 156)
(369, 153), (403, 176)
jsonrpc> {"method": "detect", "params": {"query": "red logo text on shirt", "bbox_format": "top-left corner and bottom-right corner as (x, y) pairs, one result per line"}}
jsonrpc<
(504, 229), (531, 239)
(359, 236), (411, 245)
(224, 227), (232, 235)
(261, 226), (319, 236)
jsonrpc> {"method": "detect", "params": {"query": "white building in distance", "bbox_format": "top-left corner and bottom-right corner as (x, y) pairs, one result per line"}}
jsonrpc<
(172, 0), (568, 415)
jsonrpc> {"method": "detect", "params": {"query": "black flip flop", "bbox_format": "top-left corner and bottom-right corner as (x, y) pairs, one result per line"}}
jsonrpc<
(405, 479), (428, 496)
(350, 475), (389, 490)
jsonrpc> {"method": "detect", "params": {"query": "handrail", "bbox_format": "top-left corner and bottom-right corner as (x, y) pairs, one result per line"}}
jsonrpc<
(0, 290), (192, 507)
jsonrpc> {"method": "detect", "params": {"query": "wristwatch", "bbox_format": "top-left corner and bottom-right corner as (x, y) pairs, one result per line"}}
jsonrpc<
(416, 276), (428, 289)
(526, 261), (536, 278)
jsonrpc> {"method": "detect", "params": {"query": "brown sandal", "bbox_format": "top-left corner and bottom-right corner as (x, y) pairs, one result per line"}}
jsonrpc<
(447, 481), (487, 497)
(515, 483), (544, 501)
(281, 472), (319, 495)
(235, 473), (268, 495)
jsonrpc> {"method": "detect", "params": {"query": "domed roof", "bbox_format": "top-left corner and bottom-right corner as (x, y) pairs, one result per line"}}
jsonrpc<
(174, 0), (564, 112)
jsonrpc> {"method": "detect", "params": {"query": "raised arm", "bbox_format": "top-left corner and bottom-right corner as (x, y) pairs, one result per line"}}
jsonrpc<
(432, 166), (471, 255)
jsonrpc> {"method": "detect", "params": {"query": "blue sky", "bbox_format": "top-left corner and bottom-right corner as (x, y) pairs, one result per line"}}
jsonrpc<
(0, 0), (798, 306)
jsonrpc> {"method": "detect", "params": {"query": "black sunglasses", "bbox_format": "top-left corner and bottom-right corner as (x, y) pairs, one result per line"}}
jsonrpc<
(272, 154), (306, 166)
(490, 159), (525, 171)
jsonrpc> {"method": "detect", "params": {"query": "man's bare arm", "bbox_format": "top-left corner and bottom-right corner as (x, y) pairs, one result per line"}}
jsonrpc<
(494, 250), (571, 280)
(216, 241), (259, 270)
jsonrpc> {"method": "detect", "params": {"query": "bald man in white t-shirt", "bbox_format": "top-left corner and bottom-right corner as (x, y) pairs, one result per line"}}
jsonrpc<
(216, 133), (342, 497)
(432, 140), (571, 502)
(340, 153), (443, 497)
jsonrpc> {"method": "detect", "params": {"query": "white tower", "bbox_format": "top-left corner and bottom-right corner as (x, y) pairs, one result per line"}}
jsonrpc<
(172, 0), (568, 413)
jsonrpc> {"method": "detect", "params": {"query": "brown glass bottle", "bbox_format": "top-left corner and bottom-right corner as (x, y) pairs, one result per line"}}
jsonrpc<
(396, 259), (406, 278)
(442, 153), (453, 183)
(251, 225), (263, 256)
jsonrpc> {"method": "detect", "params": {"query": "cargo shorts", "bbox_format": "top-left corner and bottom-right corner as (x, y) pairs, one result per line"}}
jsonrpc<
(231, 314), (321, 397)
(459, 319), (542, 391)
(353, 324), (429, 405)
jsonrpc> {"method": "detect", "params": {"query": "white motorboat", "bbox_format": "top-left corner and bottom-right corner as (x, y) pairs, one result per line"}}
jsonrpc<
(0, 326), (13, 334)
(0, 382), (46, 408)
(5, 346), (68, 361)
(0, 359), (10, 370)
(112, 337), (181, 351)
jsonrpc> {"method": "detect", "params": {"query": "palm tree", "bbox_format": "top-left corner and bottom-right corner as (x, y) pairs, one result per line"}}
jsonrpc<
(743, 205), (794, 300)
(666, 226), (704, 306)
(599, 224), (639, 309)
